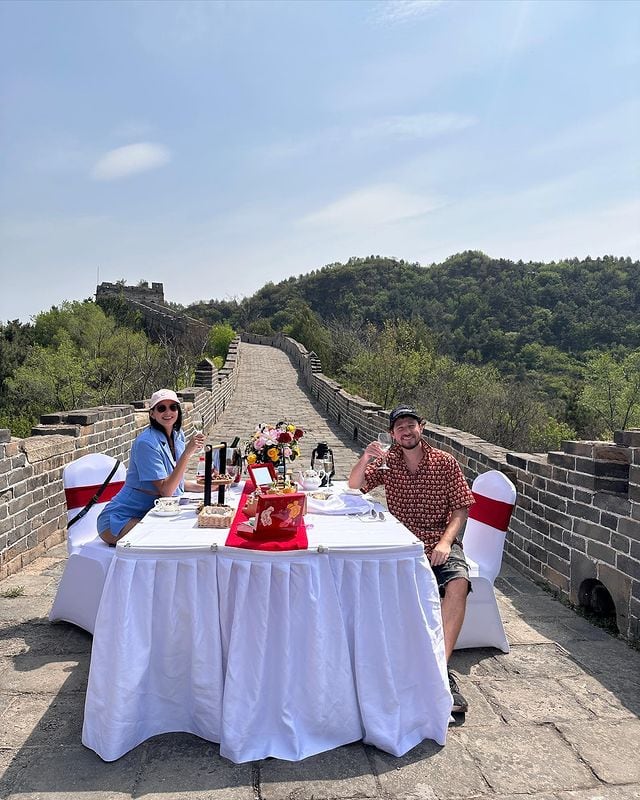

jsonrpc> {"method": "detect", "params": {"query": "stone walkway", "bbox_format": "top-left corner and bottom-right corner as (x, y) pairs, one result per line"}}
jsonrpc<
(1, 342), (639, 799)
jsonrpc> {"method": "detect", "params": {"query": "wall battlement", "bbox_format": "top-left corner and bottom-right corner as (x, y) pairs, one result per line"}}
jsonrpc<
(242, 332), (640, 643)
(96, 282), (210, 350)
(1, 333), (638, 643)
(0, 339), (240, 580)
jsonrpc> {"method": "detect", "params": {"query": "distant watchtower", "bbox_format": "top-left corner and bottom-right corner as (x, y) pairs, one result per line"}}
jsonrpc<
(96, 280), (210, 354)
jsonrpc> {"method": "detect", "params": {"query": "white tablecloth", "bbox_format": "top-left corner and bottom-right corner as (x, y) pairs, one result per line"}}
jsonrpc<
(82, 483), (452, 763)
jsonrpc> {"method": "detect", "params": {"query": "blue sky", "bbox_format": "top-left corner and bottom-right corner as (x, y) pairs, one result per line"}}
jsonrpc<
(1, 0), (638, 323)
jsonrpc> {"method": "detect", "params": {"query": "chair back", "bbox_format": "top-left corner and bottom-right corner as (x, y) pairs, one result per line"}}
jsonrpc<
(462, 470), (516, 581)
(63, 453), (126, 552)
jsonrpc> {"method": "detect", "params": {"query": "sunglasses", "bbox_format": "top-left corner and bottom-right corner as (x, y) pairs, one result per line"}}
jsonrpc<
(154, 403), (179, 412)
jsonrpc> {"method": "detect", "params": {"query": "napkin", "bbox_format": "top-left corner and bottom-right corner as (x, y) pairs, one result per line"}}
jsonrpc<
(306, 491), (374, 516)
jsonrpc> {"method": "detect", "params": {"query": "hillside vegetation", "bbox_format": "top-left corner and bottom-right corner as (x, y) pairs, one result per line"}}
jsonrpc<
(188, 251), (640, 447)
(2, 251), (639, 449)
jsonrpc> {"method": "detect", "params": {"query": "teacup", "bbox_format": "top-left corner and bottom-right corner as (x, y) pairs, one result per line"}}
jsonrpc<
(154, 497), (180, 513)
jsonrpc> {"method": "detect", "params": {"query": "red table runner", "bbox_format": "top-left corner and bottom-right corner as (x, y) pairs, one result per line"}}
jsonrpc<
(225, 482), (308, 552)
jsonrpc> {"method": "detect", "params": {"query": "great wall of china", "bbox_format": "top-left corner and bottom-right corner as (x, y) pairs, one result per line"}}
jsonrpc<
(1, 285), (638, 644)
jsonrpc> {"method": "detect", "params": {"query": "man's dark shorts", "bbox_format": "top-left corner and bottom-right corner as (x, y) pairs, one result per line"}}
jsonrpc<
(431, 542), (472, 597)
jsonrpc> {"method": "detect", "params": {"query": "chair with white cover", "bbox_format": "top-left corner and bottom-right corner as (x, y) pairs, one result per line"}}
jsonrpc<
(49, 453), (126, 634)
(454, 470), (517, 653)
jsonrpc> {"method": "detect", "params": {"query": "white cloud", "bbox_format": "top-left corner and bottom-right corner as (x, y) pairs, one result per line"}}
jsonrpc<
(372, 0), (444, 25)
(352, 112), (476, 142)
(298, 184), (443, 230)
(91, 142), (171, 181)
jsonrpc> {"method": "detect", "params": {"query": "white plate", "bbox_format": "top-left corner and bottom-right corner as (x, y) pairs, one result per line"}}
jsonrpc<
(150, 508), (182, 518)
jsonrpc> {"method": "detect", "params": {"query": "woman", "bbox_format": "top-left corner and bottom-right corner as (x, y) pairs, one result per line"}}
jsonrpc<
(98, 389), (205, 545)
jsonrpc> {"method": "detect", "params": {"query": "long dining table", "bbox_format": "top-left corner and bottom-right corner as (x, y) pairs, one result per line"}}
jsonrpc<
(82, 482), (452, 764)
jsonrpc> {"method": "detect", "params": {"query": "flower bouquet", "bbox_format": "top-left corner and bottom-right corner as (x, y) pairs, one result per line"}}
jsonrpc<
(244, 422), (304, 478)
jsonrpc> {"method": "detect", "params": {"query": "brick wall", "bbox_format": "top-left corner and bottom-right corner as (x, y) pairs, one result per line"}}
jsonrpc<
(0, 338), (240, 580)
(243, 333), (640, 643)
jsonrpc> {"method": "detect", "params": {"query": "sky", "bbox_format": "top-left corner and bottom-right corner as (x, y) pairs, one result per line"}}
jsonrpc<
(1, 0), (639, 324)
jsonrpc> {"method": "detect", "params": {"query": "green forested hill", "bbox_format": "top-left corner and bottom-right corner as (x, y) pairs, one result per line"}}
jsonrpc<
(187, 251), (640, 447)
(192, 251), (640, 367)
(3, 251), (638, 447)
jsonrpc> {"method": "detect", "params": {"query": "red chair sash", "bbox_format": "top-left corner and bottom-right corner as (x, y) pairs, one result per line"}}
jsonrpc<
(468, 492), (514, 532)
(65, 481), (125, 511)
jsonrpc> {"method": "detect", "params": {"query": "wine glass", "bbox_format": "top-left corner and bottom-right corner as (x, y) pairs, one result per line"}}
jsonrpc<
(192, 412), (204, 453)
(377, 432), (393, 470)
(321, 457), (333, 486)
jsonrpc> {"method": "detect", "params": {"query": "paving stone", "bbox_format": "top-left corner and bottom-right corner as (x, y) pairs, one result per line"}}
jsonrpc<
(260, 743), (377, 799)
(497, 594), (578, 621)
(557, 719), (640, 784)
(558, 639), (640, 684)
(496, 643), (584, 678)
(449, 680), (505, 728)
(478, 677), (594, 724)
(370, 735), (488, 799)
(4, 744), (142, 799)
(0, 620), (90, 657)
(0, 692), (85, 748)
(447, 649), (510, 679)
(0, 654), (89, 693)
(0, 747), (31, 800)
(501, 615), (558, 645)
(559, 674), (640, 719)
(459, 726), (597, 793)
(1, 341), (637, 800)
(137, 735), (253, 799)
(557, 786), (640, 800)
(0, 594), (55, 624)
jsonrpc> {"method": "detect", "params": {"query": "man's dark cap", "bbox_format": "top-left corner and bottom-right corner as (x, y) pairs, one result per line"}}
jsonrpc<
(389, 405), (422, 428)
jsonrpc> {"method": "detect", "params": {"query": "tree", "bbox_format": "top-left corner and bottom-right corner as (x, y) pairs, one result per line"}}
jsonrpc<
(341, 320), (433, 408)
(579, 350), (640, 437)
(206, 323), (236, 361)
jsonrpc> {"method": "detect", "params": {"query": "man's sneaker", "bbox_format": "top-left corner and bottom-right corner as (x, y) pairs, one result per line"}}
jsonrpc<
(448, 670), (468, 713)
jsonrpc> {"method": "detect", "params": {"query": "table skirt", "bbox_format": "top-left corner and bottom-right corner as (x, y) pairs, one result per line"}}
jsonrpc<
(82, 547), (452, 763)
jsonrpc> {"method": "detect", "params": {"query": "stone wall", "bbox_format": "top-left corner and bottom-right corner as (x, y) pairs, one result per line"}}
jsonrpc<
(243, 332), (640, 643)
(0, 338), (241, 580)
(96, 281), (210, 351)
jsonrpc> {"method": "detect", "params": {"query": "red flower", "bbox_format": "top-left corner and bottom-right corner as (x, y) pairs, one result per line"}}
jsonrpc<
(293, 428), (304, 440)
(278, 431), (292, 444)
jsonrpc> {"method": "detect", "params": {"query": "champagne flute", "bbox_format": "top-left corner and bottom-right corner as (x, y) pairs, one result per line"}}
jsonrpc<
(377, 432), (393, 470)
(192, 412), (204, 453)
(322, 457), (333, 486)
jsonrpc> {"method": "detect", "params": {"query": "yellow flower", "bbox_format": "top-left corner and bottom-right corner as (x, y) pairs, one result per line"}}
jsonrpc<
(286, 424), (295, 433)
(246, 453), (257, 464)
(267, 447), (280, 462)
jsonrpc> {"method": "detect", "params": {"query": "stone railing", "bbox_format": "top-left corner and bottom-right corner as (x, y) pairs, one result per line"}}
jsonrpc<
(243, 332), (640, 643)
(0, 338), (241, 580)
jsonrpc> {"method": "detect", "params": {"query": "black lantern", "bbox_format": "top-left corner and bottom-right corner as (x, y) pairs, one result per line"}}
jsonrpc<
(311, 441), (335, 486)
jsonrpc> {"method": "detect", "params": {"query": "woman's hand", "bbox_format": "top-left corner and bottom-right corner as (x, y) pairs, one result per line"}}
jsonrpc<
(187, 432), (206, 453)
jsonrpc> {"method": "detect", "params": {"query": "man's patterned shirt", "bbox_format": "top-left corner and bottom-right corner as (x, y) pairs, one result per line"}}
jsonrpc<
(361, 440), (474, 555)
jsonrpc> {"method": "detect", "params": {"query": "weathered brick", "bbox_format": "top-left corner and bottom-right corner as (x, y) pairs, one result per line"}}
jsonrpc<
(617, 554), (640, 581)
(544, 507), (572, 528)
(600, 511), (620, 531)
(593, 493), (631, 515)
(586, 540), (616, 565)
(566, 500), (600, 523)
(611, 533), (630, 554)
(548, 452), (576, 469)
(573, 518), (611, 544)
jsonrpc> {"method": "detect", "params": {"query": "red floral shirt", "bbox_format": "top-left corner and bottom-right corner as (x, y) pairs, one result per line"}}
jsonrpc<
(361, 440), (474, 555)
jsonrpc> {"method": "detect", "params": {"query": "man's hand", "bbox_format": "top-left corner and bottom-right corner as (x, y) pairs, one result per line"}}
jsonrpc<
(429, 540), (451, 567)
(363, 441), (385, 460)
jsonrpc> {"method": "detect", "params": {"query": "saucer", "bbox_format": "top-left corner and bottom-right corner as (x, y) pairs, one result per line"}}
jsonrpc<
(151, 508), (182, 518)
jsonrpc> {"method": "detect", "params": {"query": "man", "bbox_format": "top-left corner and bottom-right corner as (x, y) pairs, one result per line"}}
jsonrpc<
(348, 404), (474, 713)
